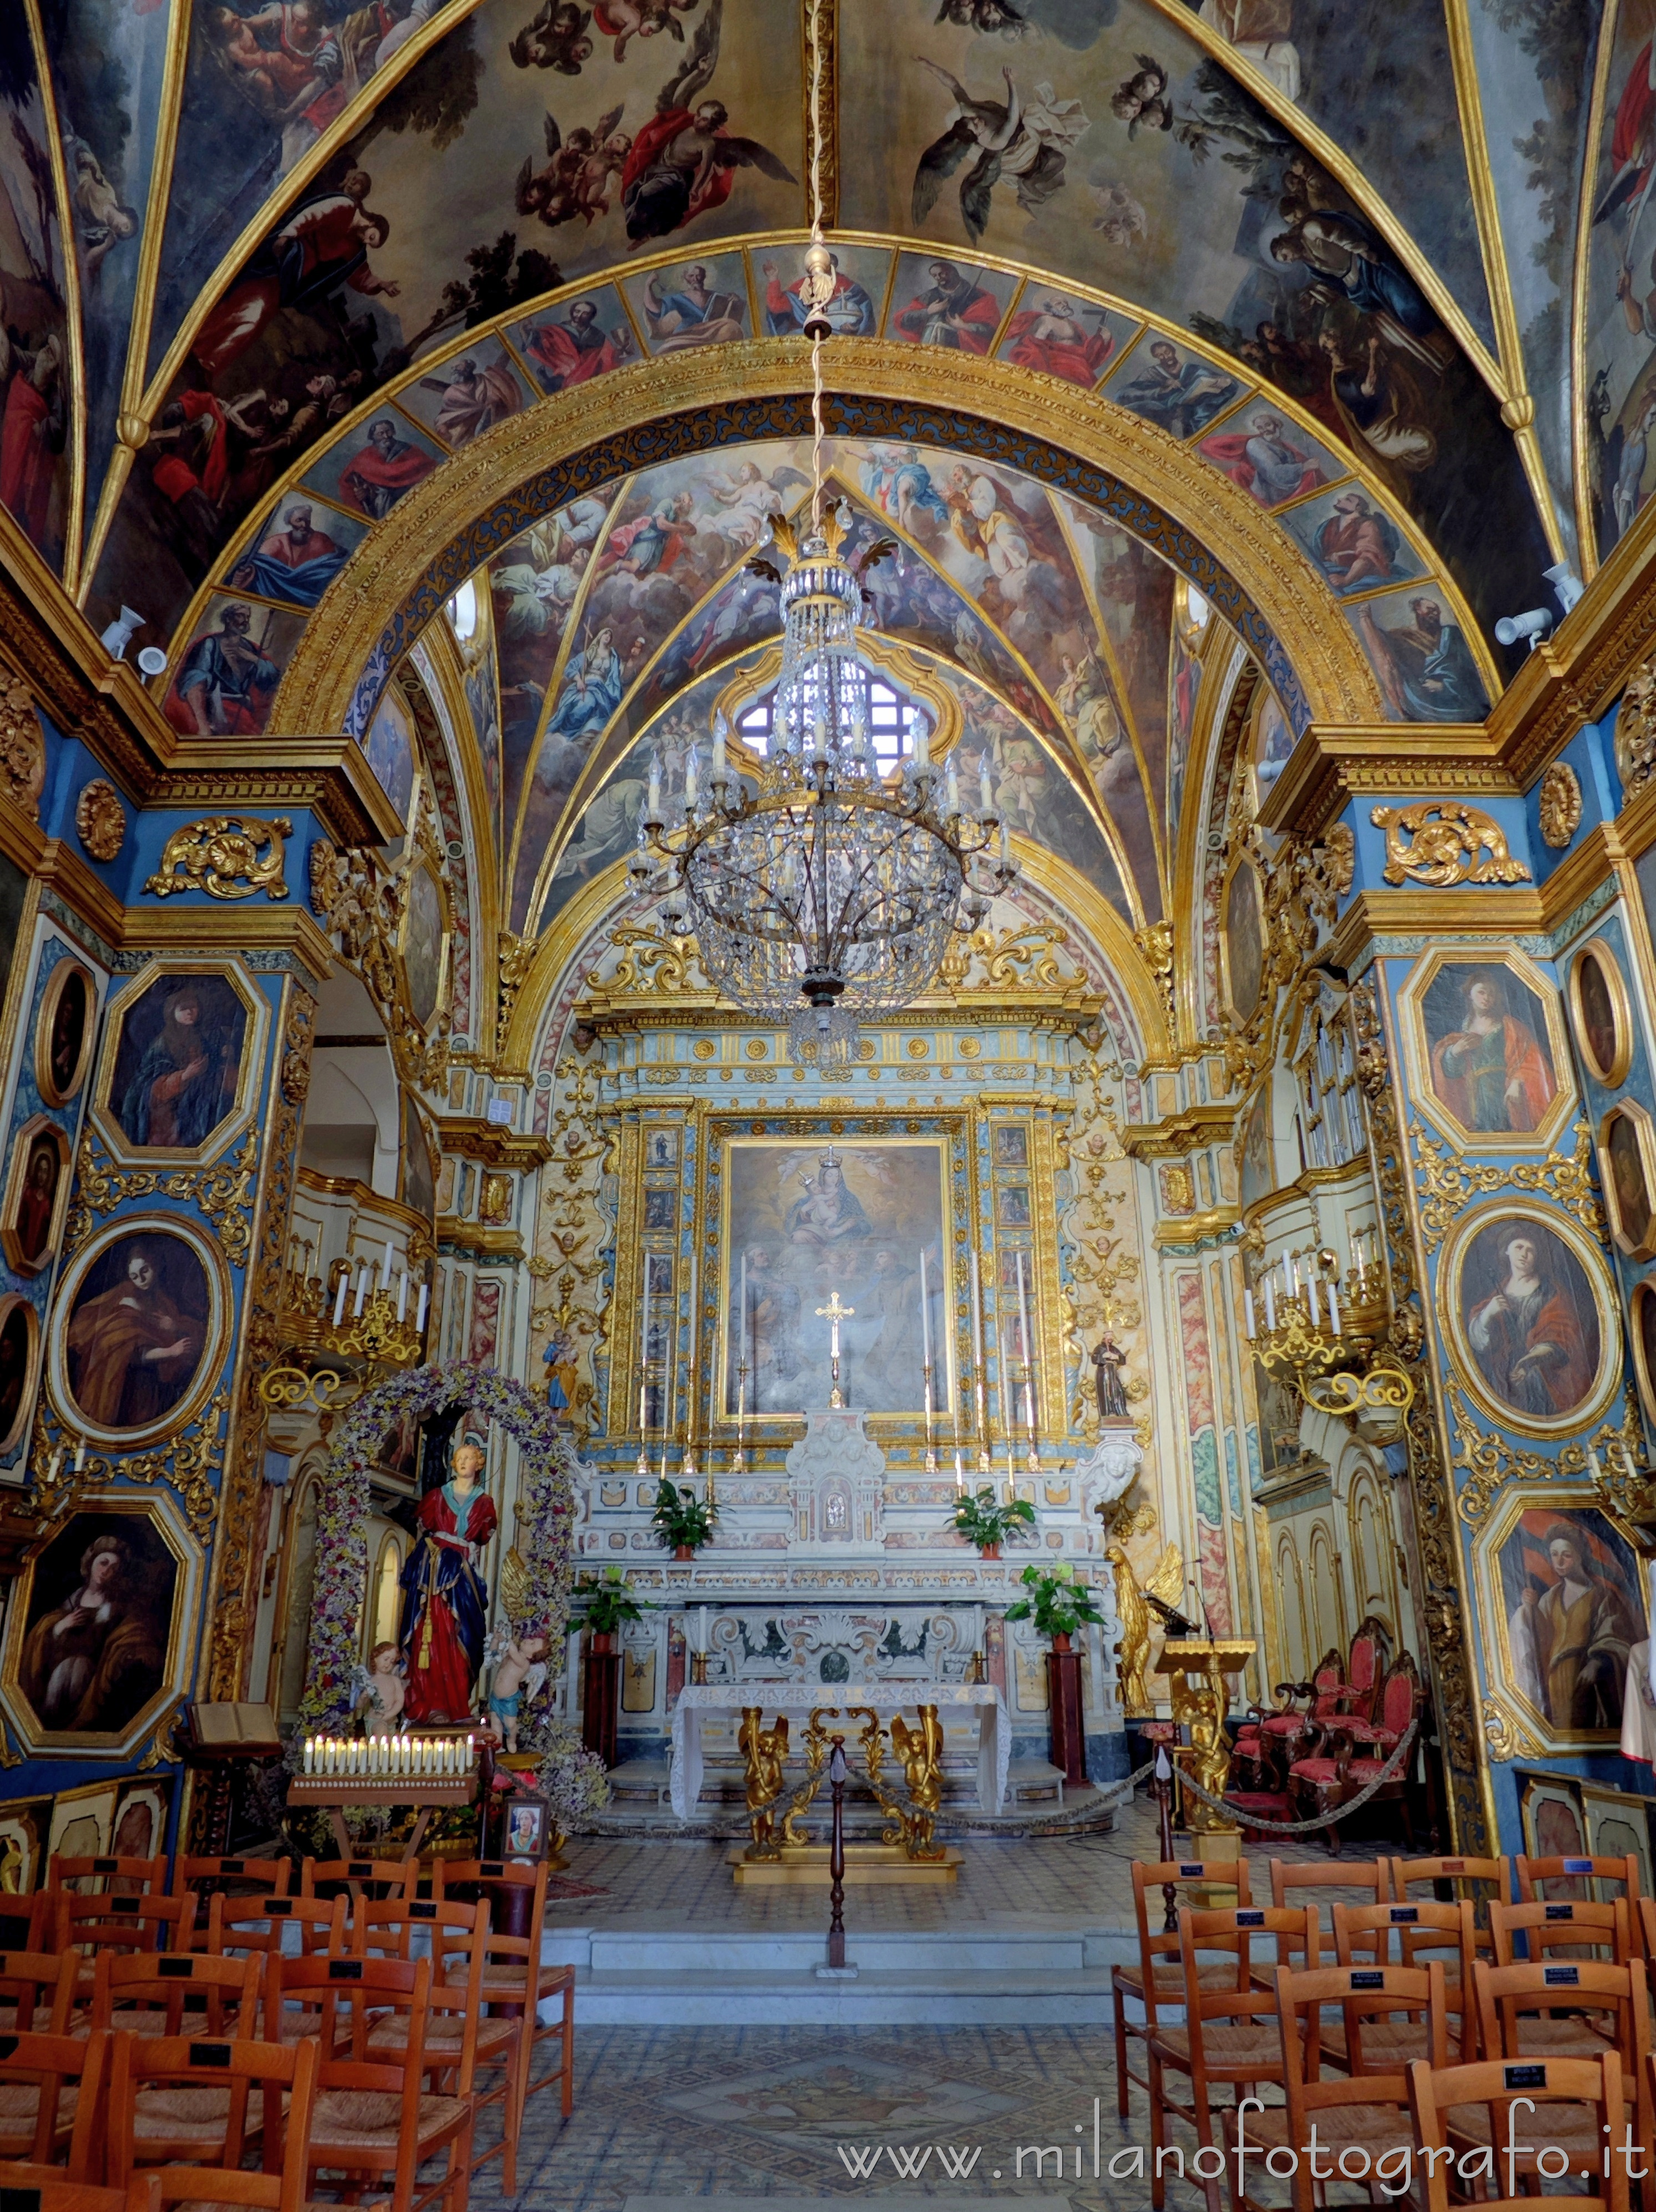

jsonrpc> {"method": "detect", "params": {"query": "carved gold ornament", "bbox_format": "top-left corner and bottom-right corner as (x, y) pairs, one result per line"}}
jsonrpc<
(74, 777), (125, 860)
(1321, 822), (1355, 897)
(1537, 761), (1582, 849)
(144, 815), (292, 900)
(1370, 801), (1531, 888)
(479, 1172), (512, 1226)
(0, 679), (44, 822)
(1615, 655), (1656, 801)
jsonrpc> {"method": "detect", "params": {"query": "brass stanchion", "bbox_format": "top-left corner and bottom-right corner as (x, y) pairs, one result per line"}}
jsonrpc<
(1153, 1743), (1178, 1935)
(817, 1737), (856, 1978)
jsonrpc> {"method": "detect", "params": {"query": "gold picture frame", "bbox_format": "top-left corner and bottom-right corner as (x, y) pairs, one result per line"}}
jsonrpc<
(0, 1294), (41, 1457)
(1568, 937), (1634, 1090)
(1, 1489), (203, 1759)
(0, 1114), (72, 1278)
(46, 1214), (231, 1449)
(1630, 1279), (1656, 1430)
(34, 956), (96, 1110)
(1437, 1198), (1620, 1439)
(397, 853), (452, 1040)
(1219, 853), (1265, 1029)
(90, 957), (267, 1169)
(1398, 945), (1574, 1155)
(1599, 1100), (1656, 1261)
(1473, 1488), (1650, 1755)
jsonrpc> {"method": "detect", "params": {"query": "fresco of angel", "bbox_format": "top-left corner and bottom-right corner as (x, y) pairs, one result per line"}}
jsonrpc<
(593, 0), (704, 61)
(517, 104), (631, 229)
(509, 1), (594, 72)
(911, 58), (1089, 246)
(620, 0), (797, 249)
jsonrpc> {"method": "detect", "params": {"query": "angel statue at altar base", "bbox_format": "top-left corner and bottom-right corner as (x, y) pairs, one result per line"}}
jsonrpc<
(350, 1642), (408, 1735)
(1106, 1538), (1184, 1715)
(398, 1435), (498, 1723)
(485, 1623), (549, 1753)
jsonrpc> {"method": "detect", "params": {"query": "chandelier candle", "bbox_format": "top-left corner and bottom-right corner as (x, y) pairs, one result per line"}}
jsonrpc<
(969, 1246), (991, 1474)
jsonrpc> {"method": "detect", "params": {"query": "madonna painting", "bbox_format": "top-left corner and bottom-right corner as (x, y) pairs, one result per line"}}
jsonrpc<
(1445, 1207), (1612, 1435)
(1420, 960), (1558, 1140)
(106, 970), (248, 1154)
(63, 1233), (209, 1435)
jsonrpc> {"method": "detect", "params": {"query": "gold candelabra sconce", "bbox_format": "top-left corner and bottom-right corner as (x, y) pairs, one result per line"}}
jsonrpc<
(1244, 1236), (1415, 1423)
(280, 1251), (430, 1373)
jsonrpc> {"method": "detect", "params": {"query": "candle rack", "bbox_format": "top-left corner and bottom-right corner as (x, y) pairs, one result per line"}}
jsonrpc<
(288, 1732), (482, 1857)
(1243, 1245), (1413, 1420)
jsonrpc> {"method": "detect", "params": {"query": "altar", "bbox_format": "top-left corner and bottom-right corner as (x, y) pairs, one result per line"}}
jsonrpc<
(670, 1682), (1009, 1872)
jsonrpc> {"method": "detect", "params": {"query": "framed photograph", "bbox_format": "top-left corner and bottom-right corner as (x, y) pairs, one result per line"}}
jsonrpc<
(501, 1793), (549, 1862)
(1600, 1102), (1656, 1260)
(1400, 948), (1571, 1152)
(1438, 1201), (1619, 1437)
(1569, 938), (1634, 1089)
(34, 958), (95, 1108)
(1477, 1492), (1650, 1752)
(1631, 1280), (1656, 1429)
(1579, 1780), (1655, 1892)
(0, 1797), (51, 1896)
(93, 960), (264, 1165)
(45, 1783), (118, 1880)
(0, 1295), (41, 1457)
(1, 1115), (70, 1276)
(48, 1217), (229, 1445)
(2, 1491), (201, 1757)
(1519, 1771), (1586, 1866)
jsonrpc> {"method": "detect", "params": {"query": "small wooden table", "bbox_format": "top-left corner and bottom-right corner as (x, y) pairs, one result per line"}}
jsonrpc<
(285, 1775), (478, 1860)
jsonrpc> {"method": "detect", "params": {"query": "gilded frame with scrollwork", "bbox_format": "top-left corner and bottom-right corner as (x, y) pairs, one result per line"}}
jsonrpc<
(1437, 1198), (1621, 1442)
(1598, 1100), (1656, 1262)
(34, 956), (97, 1110)
(1472, 1485), (1650, 1759)
(89, 958), (269, 1171)
(1398, 946), (1574, 1157)
(1568, 937), (1634, 1091)
(46, 1214), (233, 1452)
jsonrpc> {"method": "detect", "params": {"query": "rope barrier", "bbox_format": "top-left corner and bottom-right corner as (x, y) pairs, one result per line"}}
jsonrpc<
(1164, 1722), (1420, 1838)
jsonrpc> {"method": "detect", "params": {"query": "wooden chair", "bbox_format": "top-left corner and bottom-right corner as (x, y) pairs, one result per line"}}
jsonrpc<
(0, 1952), (80, 2039)
(1111, 1856), (1253, 2122)
(173, 1858), (291, 1945)
(1233, 1652), (1349, 1793)
(206, 1891), (346, 1966)
(299, 1856), (417, 1905)
(47, 1860), (166, 1900)
(105, 2035), (316, 2212)
(0, 2028), (112, 2175)
(90, 1952), (261, 2048)
(1490, 1896), (1631, 1972)
(1391, 1850), (1509, 1981)
(1269, 1858), (1390, 1929)
(1408, 2050), (1628, 2209)
(0, 2167), (159, 2212)
(1516, 1851), (1642, 1907)
(272, 1953), (472, 2212)
(56, 1896), (196, 1967)
(1332, 1899), (1478, 2059)
(1220, 1961), (1446, 2212)
(1144, 1905), (1316, 2212)
(1473, 1955), (1653, 2169)
(434, 1859), (575, 2126)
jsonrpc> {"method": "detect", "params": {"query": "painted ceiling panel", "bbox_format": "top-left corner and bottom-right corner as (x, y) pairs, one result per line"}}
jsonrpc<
(1, 17), (73, 579)
(1583, 0), (1656, 566)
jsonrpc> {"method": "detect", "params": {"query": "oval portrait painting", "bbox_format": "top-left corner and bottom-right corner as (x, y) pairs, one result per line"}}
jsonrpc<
(63, 1233), (211, 1435)
(37, 960), (93, 1108)
(106, 971), (249, 1154)
(1446, 1209), (1612, 1434)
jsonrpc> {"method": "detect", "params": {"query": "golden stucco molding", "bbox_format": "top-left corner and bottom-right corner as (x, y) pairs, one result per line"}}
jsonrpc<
(1259, 722), (1521, 842)
(1120, 1101), (1238, 1161)
(435, 1217), (528, 1261)
(267, 333), (1387, 741)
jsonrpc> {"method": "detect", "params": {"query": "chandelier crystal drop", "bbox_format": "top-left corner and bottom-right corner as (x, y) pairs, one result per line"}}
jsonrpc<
(629, 507), (1018, 1065)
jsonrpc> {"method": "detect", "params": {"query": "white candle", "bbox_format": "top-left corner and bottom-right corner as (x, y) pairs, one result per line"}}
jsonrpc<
(969, 1247), (985, 1374)
(1264, 1277), (1276, 1331)
(640, 1254), (653, 1421)
(354, 1266), (367, 1318)
(74, 1438), (85, 1472)
(304, 1738), (314, 1775)
(1306, 1278), (1320, 1330)
(955, 1446), (965, 1493)
(919, 1249), (932, 1373)
(384, 1239), (395, 1287)
(416, 1283), (430, 1333)
(333, 1271), (347, 1327)
(699, 1604), (709, 1657)
(397, 1270), (408, 1322)
(466, 1734), (474, 1769)
(1329, 1286), (1341, 1337)
(1244, 1289), (1255, 1338)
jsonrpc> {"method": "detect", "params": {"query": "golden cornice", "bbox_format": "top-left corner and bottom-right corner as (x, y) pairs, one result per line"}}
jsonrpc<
(295, 1167), (436, 1237)
(1536, 820), (1630, 938)
(1153, 1204), (1240, 1248)
(269, 326), (1387, 740)
(1121, 1101), (1238, 1160)
(1259, 723), (1520, 842)
(118, 902), (335, 977)
(1326, 885), (1546, 974)
(435, 1217), (526, 1262)
(431, 1117), (555, 1172)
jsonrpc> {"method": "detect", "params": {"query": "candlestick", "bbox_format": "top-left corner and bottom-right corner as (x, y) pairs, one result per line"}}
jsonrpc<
(969, 1247), (991, 1473)
(1306, 1277), (1320, 1330)
(333, 1270), (348, 1328)
(682, 1246), (700, 1481)
(304, 1737), (315, 1775)
(660, 1259), (679, 1488)
(384, 1238), (395, 1287)
(637, 1253), (653, 1476)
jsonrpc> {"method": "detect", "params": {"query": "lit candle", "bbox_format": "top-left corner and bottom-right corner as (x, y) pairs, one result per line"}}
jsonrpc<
(1244, 1289), (1255, 1338)
(980, 756), (994, 816)
(648, 753), (662, 819)
(416, 1282), (430, 1333)
(711, 715), (727, 786)
(466, 1734), (474, 1769)
(354, 1266), (368, 1318)
(383, 1238), (394, 1287)
(397, 1270), (408, 1322)
(304, 1737), (315, 1775)
(955, 1446), (965, 1494)
(699, 1604), (709, 1657)
(333, 1270), (347, 1327)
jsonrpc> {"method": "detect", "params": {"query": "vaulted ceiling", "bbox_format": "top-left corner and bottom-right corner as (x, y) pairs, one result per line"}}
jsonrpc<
(3, 0), (1639, 953)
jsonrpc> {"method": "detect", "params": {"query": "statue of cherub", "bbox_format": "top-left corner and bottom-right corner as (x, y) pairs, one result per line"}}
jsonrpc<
(736, 1709), (789, 1859)
(350, 1642), (408, 1736)
(484, 1623), (549, 1753)
(890, 1708), (946, 1859)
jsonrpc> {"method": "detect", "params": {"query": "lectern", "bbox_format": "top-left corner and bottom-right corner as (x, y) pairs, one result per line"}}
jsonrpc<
(1153, 1637), (1256, 1846)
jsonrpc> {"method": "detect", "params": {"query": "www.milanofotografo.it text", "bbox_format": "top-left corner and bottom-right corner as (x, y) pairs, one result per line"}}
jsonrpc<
(835, 2100), (1654, 2191)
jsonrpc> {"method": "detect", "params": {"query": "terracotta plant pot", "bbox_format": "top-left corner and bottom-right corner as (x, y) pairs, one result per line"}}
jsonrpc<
(673, 1543), (695, 1561)
(1051, 1631), (1072, 1654)
(589, 1631), (615, 1654)
(978, 1543), (1001, 1561)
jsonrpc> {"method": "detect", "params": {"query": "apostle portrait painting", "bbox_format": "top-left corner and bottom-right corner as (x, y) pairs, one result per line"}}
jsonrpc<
(63, 1234), (209, 1434)
(2, 1127), (65, 1274)
(1455, 1213), (1603, 1429)
(108, 971), (248, 1153)
(1421, 962), (1558, 1138)
(15, 1513), (178, 1738)
(1500, 1507), (1647, 1737)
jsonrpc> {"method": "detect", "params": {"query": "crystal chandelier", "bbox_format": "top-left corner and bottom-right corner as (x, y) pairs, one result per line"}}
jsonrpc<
(629, 504), (1017, 1064)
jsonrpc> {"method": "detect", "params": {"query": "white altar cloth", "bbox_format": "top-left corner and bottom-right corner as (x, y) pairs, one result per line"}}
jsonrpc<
(668, 1682), (1011, 1820)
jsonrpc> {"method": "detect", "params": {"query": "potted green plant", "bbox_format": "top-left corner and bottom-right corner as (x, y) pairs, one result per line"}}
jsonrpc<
(652, 1475), (717, 1560)
(951, 1486), (1036, 1560)
(1002, 1559), (1107, 1653)
(574, 1566), (651, 1652)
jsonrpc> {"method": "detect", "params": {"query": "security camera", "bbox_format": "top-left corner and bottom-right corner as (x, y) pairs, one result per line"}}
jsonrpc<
(99, 605), (145, 659)
(1543, 561), (1584, 615)
(1495, 608), (1553, 652)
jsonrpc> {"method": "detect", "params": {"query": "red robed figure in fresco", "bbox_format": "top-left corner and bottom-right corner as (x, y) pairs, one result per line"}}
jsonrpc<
(398, 1439), (497, 1724)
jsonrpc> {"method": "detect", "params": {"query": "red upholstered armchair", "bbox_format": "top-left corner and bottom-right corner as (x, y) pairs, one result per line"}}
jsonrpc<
(1231, 1649), (1347, 1791)
(1288, 1651), (1422, 1855)
(1336, 1616), (1396, 1744)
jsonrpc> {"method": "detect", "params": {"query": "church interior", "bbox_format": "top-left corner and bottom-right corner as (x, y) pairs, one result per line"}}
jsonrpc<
(3, 0), (1656, 2205)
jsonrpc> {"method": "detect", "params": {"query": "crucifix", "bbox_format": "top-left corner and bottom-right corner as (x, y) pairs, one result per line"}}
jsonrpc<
(816, 1289), (855, 1409)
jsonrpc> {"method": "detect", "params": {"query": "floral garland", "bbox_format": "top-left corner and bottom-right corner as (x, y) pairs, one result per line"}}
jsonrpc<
(297, 1359), (605, 1806)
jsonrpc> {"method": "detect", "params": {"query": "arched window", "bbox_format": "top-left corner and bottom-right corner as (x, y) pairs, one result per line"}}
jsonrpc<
(736, 663), (921, 770)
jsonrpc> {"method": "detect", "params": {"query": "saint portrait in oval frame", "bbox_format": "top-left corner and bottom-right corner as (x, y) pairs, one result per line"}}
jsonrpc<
(1438, 1201), (1619, 1438)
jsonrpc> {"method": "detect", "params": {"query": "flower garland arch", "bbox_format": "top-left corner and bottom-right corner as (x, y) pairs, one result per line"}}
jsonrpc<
(298, 1359), (604, 1814)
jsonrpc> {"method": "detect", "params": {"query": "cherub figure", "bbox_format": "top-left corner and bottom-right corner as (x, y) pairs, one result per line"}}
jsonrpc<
(350, 1642), (407, 1735)
(736, 1709), (789, 1859)
(510, 0), (594, 72)
(596, 0), (704, 62)
(890, 1708), (946, 1858)
(518, 106), (631, 229)
(1110, 57), (1172, 136)
(485, 1626), (549, 1753)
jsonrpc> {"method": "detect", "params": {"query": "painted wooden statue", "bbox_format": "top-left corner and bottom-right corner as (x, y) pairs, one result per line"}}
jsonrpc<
(398, 1435), (498, 1724)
